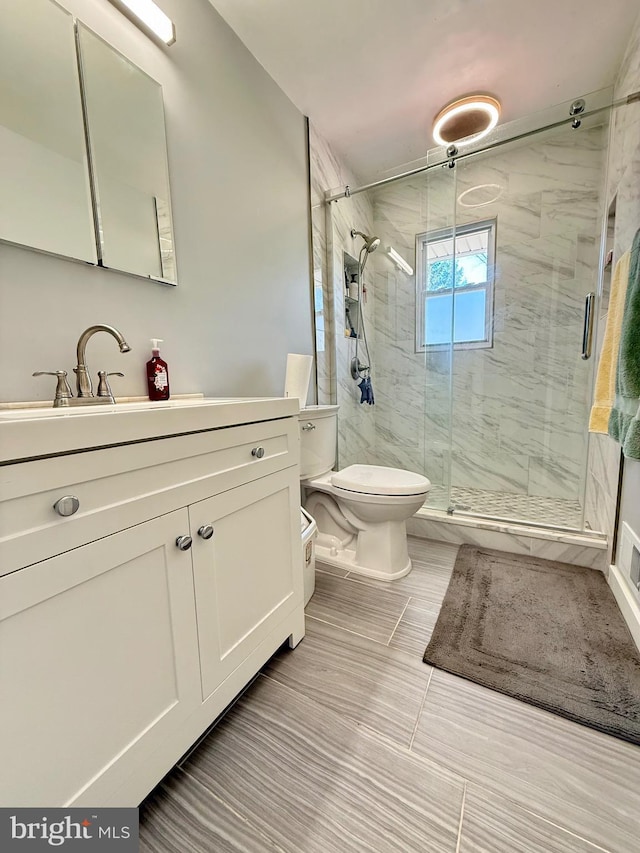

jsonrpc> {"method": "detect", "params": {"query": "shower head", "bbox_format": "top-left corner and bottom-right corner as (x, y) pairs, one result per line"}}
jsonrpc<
(351, 229), (381, 253)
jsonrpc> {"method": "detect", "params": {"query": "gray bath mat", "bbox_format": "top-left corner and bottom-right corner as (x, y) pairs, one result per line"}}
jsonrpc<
(423, 545), (640, 745)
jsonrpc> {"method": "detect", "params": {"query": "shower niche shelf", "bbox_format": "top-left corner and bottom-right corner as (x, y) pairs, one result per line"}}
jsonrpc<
(344, 252), (361, 339)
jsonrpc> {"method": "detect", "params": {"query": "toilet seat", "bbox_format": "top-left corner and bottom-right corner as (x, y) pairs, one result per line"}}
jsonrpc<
(331, 464), (431, 497)
(299, 405), (431, 580)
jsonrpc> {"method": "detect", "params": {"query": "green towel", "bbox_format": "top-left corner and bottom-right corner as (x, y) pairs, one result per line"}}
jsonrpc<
(609, 227), (640, 458)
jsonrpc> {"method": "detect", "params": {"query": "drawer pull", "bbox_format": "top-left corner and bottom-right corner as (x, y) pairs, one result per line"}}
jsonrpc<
(301, 422), (316, 431)
(53, 495), (80, 517)
(176, 535), (193, 551)
(251, 446), (265, 459)
(198, 524), (214, 540)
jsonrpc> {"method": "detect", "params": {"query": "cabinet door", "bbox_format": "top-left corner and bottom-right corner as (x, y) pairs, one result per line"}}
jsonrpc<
(0, 510), (200, 807)
(190, 468), (302, 699)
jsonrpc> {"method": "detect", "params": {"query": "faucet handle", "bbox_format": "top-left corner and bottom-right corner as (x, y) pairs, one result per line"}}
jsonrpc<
(33, 371), (74, 408)
(97, 371), (124, 400)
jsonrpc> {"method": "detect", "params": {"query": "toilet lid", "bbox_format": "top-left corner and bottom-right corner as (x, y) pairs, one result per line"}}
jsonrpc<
(331, 464), (431, 496)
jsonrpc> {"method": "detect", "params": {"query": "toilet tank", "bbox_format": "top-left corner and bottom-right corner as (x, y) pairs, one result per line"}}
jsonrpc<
(299, 405), (339, 480)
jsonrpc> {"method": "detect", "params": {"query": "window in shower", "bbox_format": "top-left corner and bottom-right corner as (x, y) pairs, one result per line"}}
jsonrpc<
(415, 218), (496, 351)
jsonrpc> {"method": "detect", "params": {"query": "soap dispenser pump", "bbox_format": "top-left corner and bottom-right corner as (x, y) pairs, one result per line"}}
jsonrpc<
(146, 339), (170, 401)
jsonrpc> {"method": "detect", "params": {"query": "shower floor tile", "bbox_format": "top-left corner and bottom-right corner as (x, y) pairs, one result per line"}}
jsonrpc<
(427, 485), (583, 528)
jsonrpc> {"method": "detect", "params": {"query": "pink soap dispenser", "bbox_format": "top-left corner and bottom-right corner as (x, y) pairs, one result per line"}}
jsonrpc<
(146, 339), (170, 401)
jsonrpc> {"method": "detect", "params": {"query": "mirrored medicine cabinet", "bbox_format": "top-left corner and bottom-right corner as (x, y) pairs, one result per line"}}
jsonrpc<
(0, 0), (177, 284)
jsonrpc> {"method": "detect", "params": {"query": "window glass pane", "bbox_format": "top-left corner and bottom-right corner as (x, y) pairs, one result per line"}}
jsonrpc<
(457, 253), (487, 285)
(425, 227), (489, 292)
(424, 292), (453, 344)
(427, 259), (455, 291)
(424, 288), (487, 345)
(453, 289), (486, 342)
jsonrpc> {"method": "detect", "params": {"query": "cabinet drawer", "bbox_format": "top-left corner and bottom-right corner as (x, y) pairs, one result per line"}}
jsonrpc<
(0, 417), (299, 575)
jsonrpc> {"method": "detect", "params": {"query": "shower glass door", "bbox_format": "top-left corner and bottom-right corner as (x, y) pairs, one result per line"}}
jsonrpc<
(371, 167), (456, 511)
(438, 118), (608, 527)
(320, 97), (609, 530)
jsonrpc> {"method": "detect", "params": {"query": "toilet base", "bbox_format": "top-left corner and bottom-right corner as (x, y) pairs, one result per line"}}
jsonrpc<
(314, 537), (412, 580)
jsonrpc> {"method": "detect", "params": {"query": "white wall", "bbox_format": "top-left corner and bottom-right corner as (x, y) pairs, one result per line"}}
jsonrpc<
(0, 0), (313, 402)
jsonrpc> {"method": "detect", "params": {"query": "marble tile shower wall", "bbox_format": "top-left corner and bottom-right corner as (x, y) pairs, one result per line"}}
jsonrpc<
(309, 125), (337, 407)
(309, 125), (376, 468)
(585, 14), (640, 553)
(371, 126), (607, 505)
(366, 170), (450, 483)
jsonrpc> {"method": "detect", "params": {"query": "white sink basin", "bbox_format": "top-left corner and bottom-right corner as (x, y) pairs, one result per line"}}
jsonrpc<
(0, 396), (299, 463)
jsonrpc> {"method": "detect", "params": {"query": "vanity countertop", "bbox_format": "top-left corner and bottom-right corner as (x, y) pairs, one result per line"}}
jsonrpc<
(0, 395), (300, 464)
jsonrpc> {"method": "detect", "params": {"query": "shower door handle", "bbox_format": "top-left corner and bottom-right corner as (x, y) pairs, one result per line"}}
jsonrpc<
(581, 292), (595, 360)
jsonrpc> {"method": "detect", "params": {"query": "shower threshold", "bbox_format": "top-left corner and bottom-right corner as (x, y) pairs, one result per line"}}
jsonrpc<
(409, 504), (607, 571)
(446, 509), (588, 536)
(428, 485), (584, 530)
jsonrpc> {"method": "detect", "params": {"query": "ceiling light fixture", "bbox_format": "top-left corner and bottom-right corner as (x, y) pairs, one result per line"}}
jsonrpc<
(108, 0), (176, 45)
(387, 247), (413, 276)
(432, 95), (501, 148)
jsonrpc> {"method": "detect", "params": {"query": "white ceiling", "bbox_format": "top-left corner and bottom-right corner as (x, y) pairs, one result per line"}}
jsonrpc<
(209, 0), (639, 181)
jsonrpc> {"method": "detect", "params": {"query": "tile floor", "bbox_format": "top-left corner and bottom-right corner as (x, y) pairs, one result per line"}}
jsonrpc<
(139, 537), (640, 853)
(427, 485), (584, 529)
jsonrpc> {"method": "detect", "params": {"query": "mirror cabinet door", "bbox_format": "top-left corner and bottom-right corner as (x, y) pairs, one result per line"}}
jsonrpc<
(0, 0), (96, 262)
(77, 23), (177, 283)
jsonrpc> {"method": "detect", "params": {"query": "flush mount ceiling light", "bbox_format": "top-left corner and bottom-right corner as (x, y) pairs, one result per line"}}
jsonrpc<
(108, 0), (176, 45)
(432, 95), (501, 148)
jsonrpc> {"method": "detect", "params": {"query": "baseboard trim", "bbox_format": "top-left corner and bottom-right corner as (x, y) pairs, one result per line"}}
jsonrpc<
(608, 563), (640, 652)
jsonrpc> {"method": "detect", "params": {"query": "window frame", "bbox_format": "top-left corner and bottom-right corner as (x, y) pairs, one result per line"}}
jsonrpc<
(415, 218), (496, 353)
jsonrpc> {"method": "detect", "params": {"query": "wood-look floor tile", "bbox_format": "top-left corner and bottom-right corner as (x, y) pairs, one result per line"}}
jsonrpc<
(139, 767), (283, 853)
(388, 602), (440, 658)
(183, 675), (465, 853)
(408, 537), (459, 570)
(263, 616), (431, 746)
(459, 786), (610, 853)
(344, 537), (456, 604)
(314, 562), (349, 578)
(305, 571), (409, 643)
(141, 536), (638, 853)
(411, 669), (640, 853)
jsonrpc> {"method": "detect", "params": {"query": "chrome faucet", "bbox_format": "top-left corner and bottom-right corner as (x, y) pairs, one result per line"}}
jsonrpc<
(74, 324), (131, 398)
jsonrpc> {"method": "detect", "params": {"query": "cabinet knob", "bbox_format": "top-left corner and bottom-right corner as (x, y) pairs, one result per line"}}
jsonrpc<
(53, 495), (80, 517)
(175, 535), (193, 551)
(251, 446), (265, 458)
(198, 524), (214, 540)
(301, 422), (316, 431)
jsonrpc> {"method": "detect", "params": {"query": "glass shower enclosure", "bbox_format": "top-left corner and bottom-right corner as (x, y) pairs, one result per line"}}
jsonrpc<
(319, 94), (612, 532)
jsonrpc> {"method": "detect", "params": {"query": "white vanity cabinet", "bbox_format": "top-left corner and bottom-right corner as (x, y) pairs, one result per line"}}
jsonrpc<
(0, 510), (202, 808)
(0, 400), (304, 808)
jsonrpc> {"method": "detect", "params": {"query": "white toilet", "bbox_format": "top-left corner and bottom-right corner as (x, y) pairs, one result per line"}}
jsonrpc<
(299, 405), (431, 579)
